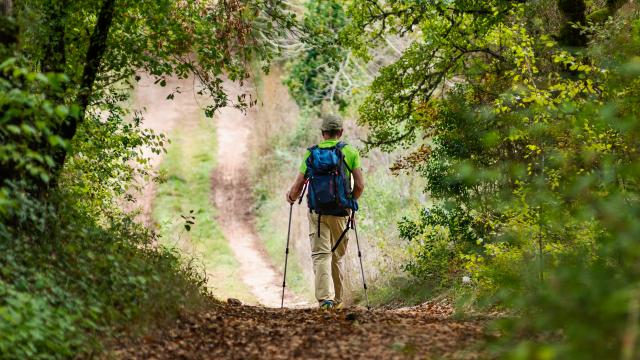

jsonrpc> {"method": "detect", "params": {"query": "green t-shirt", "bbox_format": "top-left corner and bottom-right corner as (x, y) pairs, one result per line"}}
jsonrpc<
(299, 139), (361, 178)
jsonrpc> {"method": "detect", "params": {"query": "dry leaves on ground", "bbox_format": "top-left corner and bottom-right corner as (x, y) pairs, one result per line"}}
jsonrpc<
(112, 302), (486, 359)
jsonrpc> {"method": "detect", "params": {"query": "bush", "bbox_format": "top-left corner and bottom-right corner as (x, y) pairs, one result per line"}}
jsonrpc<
(393, 7), (640, 358)
(0, 190), (209, 357)
(340, 0), (640, 356)
(399, 205), (483, 287)
(0, 279), (82, 359)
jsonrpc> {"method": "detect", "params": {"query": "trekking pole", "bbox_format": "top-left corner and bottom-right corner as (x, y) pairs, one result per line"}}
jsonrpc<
(281, 181), (307, 309)
(281, 202), (293, 309)
(352, 214), (371, 310)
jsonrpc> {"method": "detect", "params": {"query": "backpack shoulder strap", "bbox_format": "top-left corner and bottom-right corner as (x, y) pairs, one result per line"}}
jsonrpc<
(305, 145), (318, 171)
(335, 142), (353, 173)
(306, 144), (321, 171)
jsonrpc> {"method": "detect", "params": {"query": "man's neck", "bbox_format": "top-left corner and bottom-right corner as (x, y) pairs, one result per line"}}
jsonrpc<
(322, 137), (340, 141)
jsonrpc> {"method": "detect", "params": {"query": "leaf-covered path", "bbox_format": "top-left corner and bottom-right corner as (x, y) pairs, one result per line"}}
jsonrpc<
(113, 302), (485, 359)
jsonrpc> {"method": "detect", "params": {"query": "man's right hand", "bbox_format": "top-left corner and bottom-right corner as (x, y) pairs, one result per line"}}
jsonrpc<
(286, 191), (295, 205)
(286, 173), (306, 205)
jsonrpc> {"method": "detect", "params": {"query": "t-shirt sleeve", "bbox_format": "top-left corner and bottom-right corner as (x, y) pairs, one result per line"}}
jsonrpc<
(299, 150), (311, 174)
(349, 146), (362, 171)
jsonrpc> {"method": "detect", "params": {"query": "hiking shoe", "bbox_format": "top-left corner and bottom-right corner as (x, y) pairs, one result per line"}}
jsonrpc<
(335, 301), (344, 310)
(319, 300), (335, 310)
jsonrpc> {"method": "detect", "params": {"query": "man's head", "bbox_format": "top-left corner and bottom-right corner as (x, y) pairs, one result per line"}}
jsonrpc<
(321, 114), (343, 139)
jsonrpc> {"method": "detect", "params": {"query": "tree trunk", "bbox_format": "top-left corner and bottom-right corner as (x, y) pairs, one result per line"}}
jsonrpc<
(557, 0), (588, 47)
(75, 0), (116, 118)
(1, 0), (12, 16)
(0, 0), (16, 47)
(51, 0), (116, 184)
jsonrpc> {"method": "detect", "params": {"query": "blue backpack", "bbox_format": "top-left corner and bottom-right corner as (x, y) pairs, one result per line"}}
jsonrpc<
(305, 142), (358, 216)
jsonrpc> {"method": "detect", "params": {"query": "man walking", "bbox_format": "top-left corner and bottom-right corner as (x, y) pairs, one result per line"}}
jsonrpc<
(286, 114), (365, 310)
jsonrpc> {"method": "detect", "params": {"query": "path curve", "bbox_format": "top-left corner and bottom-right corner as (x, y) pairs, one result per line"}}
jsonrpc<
(211, 80), (308, 308)
(126, 74), (199, 226)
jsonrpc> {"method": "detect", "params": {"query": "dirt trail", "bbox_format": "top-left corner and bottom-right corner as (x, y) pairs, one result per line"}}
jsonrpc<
(131, 74), (303, 306)
(114, 301), (485, 359)
(117, 76), (486, 359)
(127, 74), (200, 226)
(116, 77), (487, 359)
(211, 80), (308, 308)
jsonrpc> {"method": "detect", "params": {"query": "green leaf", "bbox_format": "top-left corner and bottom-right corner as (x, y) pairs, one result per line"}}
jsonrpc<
(48, 135), (68, 149)
(20, 124), (37, 136)
(6, 125), (21, 135)
(39, 172), (50, 183)
(54, 105), (69, 118)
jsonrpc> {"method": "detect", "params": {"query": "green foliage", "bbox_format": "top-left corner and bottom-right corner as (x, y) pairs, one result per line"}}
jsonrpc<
(356, 167), (423, 276)
(15, 0), (288, 112)
(344, 0), (518, 151)
(0, 59), (77, 197)
(399, 206), (483, 287)
(0, 59), (184, 355)
(0, 280), (81, 358)
(341, 0), (640, 357)
(0, 0), (289, 355)
(1, 0), (296, 200)
(62, 107), (165, 217)
(0, 57), (196, 358)
(0, 190), (209, 358)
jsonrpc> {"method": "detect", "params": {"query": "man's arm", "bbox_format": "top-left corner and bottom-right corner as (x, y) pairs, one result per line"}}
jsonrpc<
(286, 173), (306, 204)
(352, 168), (365, 200)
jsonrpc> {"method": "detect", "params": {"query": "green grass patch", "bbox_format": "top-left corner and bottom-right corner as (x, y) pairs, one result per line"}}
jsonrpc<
(153, 115), (255, 303)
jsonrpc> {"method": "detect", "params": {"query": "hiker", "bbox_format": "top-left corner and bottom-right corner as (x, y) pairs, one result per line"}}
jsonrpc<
(286, 114), (365, 310)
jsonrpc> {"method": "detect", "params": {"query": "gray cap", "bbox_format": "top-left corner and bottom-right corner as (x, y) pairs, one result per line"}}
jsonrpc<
(320, 114), (343, 131)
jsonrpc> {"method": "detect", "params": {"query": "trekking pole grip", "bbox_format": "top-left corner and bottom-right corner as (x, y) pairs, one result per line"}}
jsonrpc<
(298, 181), (308, 205)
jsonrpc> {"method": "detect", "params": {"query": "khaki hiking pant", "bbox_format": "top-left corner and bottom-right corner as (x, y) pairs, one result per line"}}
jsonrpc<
(308, 212), (350, 304)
